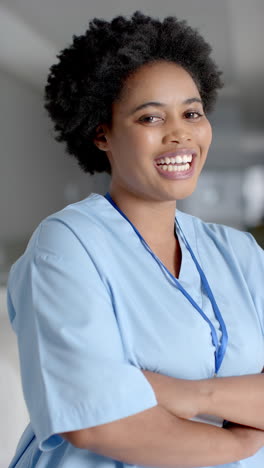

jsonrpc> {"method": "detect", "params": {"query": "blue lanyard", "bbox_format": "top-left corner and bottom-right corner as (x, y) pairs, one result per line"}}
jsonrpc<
(104, 192), (228, 375)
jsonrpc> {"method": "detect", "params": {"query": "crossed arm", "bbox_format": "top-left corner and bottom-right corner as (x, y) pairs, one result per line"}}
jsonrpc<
(141, 369), (264, 430)
(61, 369), (264, 466)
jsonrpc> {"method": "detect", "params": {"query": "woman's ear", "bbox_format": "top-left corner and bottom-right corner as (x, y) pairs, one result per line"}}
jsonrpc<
(93, 124), (110, 151)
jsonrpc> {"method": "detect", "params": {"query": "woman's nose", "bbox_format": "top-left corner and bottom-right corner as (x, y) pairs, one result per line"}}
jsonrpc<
(162, 126), (192, 144)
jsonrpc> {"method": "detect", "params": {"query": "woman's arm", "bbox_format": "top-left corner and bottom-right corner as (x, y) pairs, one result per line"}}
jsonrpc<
(61, 369), (264, 465)
(142, 370), (264, 430)
(61, 404), (264, 467)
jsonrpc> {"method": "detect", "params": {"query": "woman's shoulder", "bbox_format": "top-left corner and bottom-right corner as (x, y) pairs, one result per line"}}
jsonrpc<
(177, 209), (264, 266)
(177, 208), (256, 242)
(11, 193), (108, 267)
(39, 192), (106, 229)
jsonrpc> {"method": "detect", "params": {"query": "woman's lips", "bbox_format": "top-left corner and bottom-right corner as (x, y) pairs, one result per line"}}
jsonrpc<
(154, 155), (196, 180)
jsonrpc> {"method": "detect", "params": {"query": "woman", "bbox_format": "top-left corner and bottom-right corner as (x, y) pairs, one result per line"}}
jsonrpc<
(7, 10), (264, 468)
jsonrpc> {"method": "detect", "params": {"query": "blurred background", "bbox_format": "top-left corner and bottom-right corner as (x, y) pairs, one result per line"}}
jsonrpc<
(0, 0), (264, 466)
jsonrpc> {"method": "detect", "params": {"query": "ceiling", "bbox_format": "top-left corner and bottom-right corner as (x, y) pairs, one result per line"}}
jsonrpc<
(1, 0), (264, 167)
(1, 0), (238, 90)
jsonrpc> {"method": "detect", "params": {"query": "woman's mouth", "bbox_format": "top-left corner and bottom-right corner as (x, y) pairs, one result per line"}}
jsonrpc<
(154, 154), (196, 179)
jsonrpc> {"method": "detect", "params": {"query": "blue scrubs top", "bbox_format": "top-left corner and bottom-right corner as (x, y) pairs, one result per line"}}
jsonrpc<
(7, 192), (264, 468)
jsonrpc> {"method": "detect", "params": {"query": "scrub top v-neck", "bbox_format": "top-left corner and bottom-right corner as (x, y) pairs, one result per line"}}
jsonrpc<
(104, 191), (228, 375)
(6, 192), (264, 468)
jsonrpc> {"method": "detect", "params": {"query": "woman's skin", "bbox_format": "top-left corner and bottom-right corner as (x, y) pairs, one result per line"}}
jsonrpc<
(61, 60), (264, 464)
(141, 369), (264, 429)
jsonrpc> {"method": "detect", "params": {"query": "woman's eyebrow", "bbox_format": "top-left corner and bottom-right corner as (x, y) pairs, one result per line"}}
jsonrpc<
(129, 97), (202, 115)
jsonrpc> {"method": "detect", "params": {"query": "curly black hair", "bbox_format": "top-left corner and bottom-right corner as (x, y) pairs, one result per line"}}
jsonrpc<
(44, 10), (223, 175)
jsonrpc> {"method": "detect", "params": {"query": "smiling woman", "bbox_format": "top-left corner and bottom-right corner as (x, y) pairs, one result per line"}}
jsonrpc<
(6, 10), (264, 468)
(96, 62), (212, 206)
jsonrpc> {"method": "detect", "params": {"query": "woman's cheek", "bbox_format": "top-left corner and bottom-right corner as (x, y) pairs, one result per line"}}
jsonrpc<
(201, 120), (212, 145)
(142, 128), (161, 146)
(129, 129), (154, 147)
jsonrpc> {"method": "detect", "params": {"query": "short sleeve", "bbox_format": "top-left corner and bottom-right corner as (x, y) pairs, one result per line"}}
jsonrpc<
(7, 218), (158, 451)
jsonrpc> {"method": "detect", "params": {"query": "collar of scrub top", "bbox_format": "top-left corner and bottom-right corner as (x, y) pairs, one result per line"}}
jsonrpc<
(104, 192), (228, 375)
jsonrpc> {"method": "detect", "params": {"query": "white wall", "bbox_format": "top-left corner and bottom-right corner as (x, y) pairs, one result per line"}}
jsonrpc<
(0, 69), (110, 243)
(0, 287), (29, 468)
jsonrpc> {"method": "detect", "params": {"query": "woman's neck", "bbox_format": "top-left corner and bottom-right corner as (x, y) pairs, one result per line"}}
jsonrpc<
(108, 188), (177, 247)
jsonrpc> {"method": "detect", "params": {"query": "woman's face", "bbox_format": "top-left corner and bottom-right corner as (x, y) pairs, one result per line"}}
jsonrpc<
(97, 60), (212, 202)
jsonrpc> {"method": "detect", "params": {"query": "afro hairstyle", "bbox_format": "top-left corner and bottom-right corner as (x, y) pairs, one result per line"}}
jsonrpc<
(44, 10), (223, 175)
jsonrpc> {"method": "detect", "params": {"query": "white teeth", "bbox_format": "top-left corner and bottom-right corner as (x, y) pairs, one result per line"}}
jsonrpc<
(158, 163), (190, 172)
(158, 154), (193, 165)
(175, 155), (183, 163)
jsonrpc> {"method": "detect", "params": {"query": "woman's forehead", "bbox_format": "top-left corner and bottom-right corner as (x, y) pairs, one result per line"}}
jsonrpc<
(116, 62), (201, 108)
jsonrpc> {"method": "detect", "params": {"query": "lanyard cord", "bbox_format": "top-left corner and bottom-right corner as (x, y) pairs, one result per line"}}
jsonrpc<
(104, 192), (228, 374)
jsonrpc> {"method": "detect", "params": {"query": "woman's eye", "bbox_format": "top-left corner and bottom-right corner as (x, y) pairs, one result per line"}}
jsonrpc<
(138, 112), (203, 123)
(139, 115), (163, 123)
(185, 111), (203, 119)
